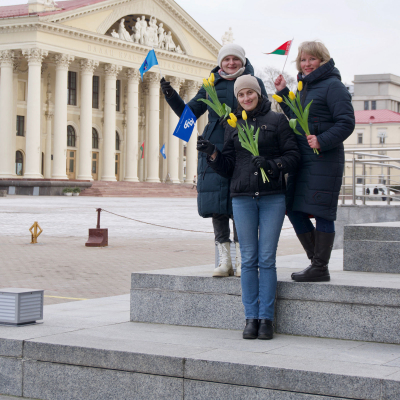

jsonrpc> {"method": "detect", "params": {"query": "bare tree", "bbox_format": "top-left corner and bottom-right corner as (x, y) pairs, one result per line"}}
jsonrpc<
(256, 66), (297, 113)
(256, 66), (297, 94)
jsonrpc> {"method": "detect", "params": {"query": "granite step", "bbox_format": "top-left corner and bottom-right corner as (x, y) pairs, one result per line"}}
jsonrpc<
(344, 221), (400, 274)
(1, 295), (400, 400)
(130, 251), (400, 345)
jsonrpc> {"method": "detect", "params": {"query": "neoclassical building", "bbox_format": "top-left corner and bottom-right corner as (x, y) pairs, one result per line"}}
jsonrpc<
(0, 0), (220, 183)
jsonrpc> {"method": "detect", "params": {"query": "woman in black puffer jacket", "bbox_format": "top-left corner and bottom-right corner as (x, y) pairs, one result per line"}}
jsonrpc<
(274, 41), (355, 283)
(197, 75), (300, 340)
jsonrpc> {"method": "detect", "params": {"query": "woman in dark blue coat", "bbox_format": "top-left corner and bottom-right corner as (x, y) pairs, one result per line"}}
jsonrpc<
(160, 44), (267, 278)
(274, 41), (355, 282)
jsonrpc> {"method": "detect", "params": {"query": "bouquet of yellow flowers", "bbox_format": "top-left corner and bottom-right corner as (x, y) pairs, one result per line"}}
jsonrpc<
(226, 111), (269, 183)
(197, 73), (231, 118)
(273, 81), (319, 154)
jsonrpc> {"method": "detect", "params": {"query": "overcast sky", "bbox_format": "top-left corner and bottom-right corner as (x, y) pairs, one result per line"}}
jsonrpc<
(2, 0), (399, 84)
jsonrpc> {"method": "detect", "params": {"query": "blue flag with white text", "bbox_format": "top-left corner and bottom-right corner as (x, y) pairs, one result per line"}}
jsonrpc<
(160, 144), (166, 159)
(139, 49), (158, 81)
(173, 105), (197, 142)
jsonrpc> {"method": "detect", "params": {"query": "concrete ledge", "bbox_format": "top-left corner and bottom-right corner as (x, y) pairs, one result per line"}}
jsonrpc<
(344, 222), (400, 273)
(0, 357), (22, 397)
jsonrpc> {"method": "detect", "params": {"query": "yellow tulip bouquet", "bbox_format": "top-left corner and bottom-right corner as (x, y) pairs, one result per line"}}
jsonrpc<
(226, 111), (269, 183)
(273, 82), (319, 154)
(197, 73), (232, 118)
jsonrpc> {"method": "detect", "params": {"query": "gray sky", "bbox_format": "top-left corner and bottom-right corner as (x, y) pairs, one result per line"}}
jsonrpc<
(2, 0), (399, 84)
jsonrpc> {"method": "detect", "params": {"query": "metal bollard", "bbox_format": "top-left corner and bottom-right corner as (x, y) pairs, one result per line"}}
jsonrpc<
(85, 208), (108, 247)
(29, 221), (43, 244)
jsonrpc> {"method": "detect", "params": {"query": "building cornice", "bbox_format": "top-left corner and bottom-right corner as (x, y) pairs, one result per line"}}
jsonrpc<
(38, 0), (220, 57)
(0, 22), (216, 71)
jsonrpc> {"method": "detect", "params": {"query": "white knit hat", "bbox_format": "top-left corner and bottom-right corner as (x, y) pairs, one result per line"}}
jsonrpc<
(217, 44), (246, 68)
(234, 75), (262, 98)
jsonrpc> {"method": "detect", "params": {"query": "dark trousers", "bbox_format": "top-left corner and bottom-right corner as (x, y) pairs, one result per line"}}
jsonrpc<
(212, 213), (238, 243)
(287, 210), (335, 235)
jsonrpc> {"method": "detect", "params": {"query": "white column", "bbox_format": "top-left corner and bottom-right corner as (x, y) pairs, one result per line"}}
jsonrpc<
(102, 63), (122, 181)
(52, 53), (74, 179)
(124, 68), (140, 182)
(77, 59), (98, 180)
(22, 48), (48, 178)
(185, 81), (201, 183)
(167, 76), (184, 183)
(145, 72), (160, 183)
(45, 112), (53, 178)
(0, 50), (15, 177)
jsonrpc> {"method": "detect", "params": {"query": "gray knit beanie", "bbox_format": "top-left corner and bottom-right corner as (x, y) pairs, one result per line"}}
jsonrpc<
(234, 75), (261, 98)
(217, 43), (246, 68)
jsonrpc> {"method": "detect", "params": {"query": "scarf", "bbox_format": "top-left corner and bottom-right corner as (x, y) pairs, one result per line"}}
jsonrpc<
(218, 67), (246, 81)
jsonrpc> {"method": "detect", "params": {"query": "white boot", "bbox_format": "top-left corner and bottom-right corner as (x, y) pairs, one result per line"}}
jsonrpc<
(213, 241), (234, 277)
(235, 242), (241, 277)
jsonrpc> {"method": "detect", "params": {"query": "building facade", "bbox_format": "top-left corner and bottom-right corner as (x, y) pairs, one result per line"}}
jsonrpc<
(0, 0), (218, 183)
(352, 73), (400, 113)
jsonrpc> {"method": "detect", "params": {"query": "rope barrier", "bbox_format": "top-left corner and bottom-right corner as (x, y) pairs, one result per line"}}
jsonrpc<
(99, 208), (294, 234)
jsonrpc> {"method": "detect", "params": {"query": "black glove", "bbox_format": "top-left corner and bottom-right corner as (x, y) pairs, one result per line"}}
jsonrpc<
(197, 139), (216, 156)
(160, 77), (174, 99)
(218, 115), (228, 128)
(251, 156), (268, 170)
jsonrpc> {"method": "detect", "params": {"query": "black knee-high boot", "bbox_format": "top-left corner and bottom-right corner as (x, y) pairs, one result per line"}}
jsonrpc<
(292, 231), (334, 282)
(291, 229), (315, 280)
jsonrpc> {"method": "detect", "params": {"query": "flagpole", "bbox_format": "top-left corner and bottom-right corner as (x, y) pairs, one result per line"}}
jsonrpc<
(152, 47), (164, 79)
(281, 38), (294, 75)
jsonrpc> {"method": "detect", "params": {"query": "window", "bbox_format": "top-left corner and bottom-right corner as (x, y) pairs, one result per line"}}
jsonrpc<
(67, 125), (76, 147)
(379, 136), (386, 144)
(16, 116), (24, 136)
(67, 71), (77, 106)
(378, 150), (387, 156)
(92, 76), (99, 109)
(364, 101), (369, 110)
(357, 133), (363, 144)
(92, 128), (99, 149)
(116, 80), (121, 112)
(357, 178), (364, 184)
(371, 101), (376, 110)
(15, 151), (23, 176)
(357, 154), (363, 159)
(115, 131), (120, 150)
(41, 152), (44, 176)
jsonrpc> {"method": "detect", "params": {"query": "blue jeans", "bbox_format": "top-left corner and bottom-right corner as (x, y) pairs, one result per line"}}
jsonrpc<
(232, 195), (286, 320)
(286, 210), (335, 234)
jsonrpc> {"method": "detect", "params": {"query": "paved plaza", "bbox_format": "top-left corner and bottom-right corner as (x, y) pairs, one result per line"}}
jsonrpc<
(0, 196), (301, 305)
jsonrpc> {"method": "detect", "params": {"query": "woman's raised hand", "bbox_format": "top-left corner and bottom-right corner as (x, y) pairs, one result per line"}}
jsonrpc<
(274, 74), (287, 92)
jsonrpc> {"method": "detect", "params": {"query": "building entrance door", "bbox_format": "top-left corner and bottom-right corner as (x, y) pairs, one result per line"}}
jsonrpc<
(92, 152), (99, 180)
(66, 150), (76, 180)
(115, 153), (120, 181)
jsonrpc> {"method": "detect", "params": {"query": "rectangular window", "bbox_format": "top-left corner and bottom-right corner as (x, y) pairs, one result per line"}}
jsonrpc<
(379, 136), (386, 144)
(364, 101), (369, 110)
(92, 76), (99, 109)
(356, 178), (363, 184)
(357, 133), (363, 144)
(16, 115), (24, 136)
(357, 154), (363, 159)
(67, 71), (77, 106)
(116, 80), (121, 112)
(371, 101), (376, 110)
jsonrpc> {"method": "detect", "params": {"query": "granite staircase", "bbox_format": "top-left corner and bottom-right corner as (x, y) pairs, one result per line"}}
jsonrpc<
(1, 222), (400, 399)
(80, 181), (197, 198)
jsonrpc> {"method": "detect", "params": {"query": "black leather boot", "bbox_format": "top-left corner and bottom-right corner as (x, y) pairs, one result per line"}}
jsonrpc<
(292, 231), (334, 282)
(258, 319), (274, 340)
(243, 319), (259, 339)
(291, 230), (315, 280)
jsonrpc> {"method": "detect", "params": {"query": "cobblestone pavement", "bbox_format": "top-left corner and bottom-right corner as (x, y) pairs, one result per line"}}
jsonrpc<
(0, 196), (301, 305)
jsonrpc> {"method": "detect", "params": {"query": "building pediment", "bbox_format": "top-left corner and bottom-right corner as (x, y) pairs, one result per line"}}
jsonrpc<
(38, 0), (219, 61)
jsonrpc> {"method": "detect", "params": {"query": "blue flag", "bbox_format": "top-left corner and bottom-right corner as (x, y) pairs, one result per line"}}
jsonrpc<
(139, 49), (158, 81)
(160, 144), (166, 159)
(173, 105), (197, 142)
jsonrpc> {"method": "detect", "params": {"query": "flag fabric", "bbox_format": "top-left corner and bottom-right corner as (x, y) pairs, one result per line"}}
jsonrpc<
(139, 49), (158, 81)
(140, 141), (145, 159)
(160, 144), (166, 159)
(265, 40), (293, 55)
(173, 105), (197, 142)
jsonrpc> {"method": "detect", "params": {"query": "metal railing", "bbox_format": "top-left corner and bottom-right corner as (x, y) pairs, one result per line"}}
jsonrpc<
(341, 147), (400, 205)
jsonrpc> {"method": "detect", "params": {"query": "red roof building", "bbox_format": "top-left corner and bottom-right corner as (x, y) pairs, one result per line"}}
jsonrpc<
(355, 110), (400, 125)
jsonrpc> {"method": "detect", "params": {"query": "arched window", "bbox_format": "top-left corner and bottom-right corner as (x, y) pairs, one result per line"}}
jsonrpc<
(116, 131), (120, 151)
(67, 125), (76, 147)
(92, 128), (99, 149)
(15, 151), (23, 176)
